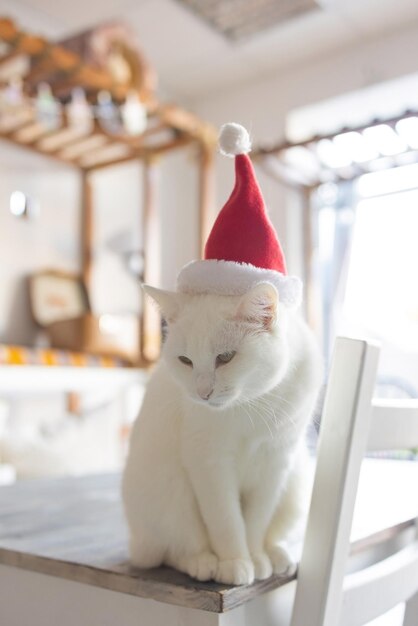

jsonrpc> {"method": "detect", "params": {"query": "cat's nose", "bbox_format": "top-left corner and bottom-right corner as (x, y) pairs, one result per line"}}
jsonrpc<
(196, 374), (214, 401)
(198, 389), (213, 401)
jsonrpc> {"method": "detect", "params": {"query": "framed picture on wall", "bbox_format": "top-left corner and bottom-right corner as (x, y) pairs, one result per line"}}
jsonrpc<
(29, 270), (90, 327)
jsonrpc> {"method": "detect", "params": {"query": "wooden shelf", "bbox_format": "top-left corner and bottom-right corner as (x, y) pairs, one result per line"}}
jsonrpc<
(0, 17), (217, 171)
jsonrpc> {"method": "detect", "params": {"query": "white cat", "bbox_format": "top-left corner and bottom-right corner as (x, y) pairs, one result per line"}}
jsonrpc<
(122, 281), (322, 585)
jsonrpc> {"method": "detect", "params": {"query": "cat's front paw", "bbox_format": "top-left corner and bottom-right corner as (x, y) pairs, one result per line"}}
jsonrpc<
(267, 544), (297, 577)
(215, 558), (255, 585)
(251, 552), (273, 580)
(182, 551), (218, 581)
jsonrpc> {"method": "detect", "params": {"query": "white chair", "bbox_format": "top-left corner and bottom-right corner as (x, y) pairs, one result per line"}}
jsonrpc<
(291, 336), (418, 626)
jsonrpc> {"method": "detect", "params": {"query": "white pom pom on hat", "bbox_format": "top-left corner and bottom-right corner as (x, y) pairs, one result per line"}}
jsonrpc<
(219, 122), (252, 157)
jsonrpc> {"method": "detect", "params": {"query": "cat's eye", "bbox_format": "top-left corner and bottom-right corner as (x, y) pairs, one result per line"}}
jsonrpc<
(216, 351), (236, 367)
(178, 355), (193, 367)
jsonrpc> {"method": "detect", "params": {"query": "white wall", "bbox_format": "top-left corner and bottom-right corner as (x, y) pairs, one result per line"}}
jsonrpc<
(89, 162), (142, 315)
(0, 145), (81, 344)
(159, 148), (200, 289)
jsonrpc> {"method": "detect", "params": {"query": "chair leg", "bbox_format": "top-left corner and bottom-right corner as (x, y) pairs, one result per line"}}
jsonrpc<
(403, 591), (418, 626)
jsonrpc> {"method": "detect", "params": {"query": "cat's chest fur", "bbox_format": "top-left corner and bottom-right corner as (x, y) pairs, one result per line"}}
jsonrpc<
(236, 436), (288, 491)
(180, 394), (294, 493)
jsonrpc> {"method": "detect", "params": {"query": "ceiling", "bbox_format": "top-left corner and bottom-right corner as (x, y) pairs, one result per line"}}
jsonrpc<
(4, 0), (418, 100)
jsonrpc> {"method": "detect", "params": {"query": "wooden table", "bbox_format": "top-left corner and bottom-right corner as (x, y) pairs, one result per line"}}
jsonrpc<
(0, 459), (417, 626)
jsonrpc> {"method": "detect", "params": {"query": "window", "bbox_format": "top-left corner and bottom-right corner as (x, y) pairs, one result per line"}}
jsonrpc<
(316, 168), (418, 400)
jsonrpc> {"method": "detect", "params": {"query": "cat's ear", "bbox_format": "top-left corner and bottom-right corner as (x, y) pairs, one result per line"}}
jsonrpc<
(142, 285), (181, 323)
(236, 282), (279, 331)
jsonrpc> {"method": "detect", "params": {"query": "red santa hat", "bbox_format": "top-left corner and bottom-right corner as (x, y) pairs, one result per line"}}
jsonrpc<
(177, 123), (302, 308)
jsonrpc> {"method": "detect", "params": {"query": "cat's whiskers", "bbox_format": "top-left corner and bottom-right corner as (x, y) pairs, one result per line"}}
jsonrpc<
(245, 398), (279, 439)
(246, 395), (300, 435)
(241, 404), (256, 431)
(248, 400), (274, 438)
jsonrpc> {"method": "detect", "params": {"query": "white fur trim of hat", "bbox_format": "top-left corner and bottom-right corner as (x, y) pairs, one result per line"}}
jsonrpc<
(177, 260), (302, 308)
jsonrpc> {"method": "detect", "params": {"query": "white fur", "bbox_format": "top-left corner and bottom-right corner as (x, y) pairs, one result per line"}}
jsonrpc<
(177, 259), (303, 308)
(218, 123), (251, 157)
(122, 283), (321, 585)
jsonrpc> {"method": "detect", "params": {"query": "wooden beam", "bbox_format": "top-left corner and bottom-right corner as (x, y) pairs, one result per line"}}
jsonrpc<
(79, 143), (134, 168)
(0, 109), (35, 134)
(150, 134), (192, 156)
(0, 18), (18, 42)
(37, 127), (90, 152)
(141, 157), (161, 363)
(198, 145), (215, 257)
(157, 104), (217, 146)
(84, 135), (192, 172)
(254, 108), (418, 156)
(138, 134), (192, 158)
(91, 118), (171, 150)
(0, 49), (21, 67)
(0, 20), (47, 57)
(81, 171), (94, 291)
(82, 151), (140, 173)
(14, 121), (49, 144)
(0, 131), (80, 169)
(60, 135), (108, 160)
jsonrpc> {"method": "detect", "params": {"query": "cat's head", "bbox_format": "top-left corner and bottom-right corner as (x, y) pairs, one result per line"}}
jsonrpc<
(144, 283), (290, 410)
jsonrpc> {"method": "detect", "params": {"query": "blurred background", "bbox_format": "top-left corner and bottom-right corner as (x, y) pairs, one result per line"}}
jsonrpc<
(1, 0), (418, 483)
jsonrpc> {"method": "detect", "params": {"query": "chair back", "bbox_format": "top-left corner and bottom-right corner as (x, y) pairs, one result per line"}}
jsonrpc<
(291, 336), (418, 626)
